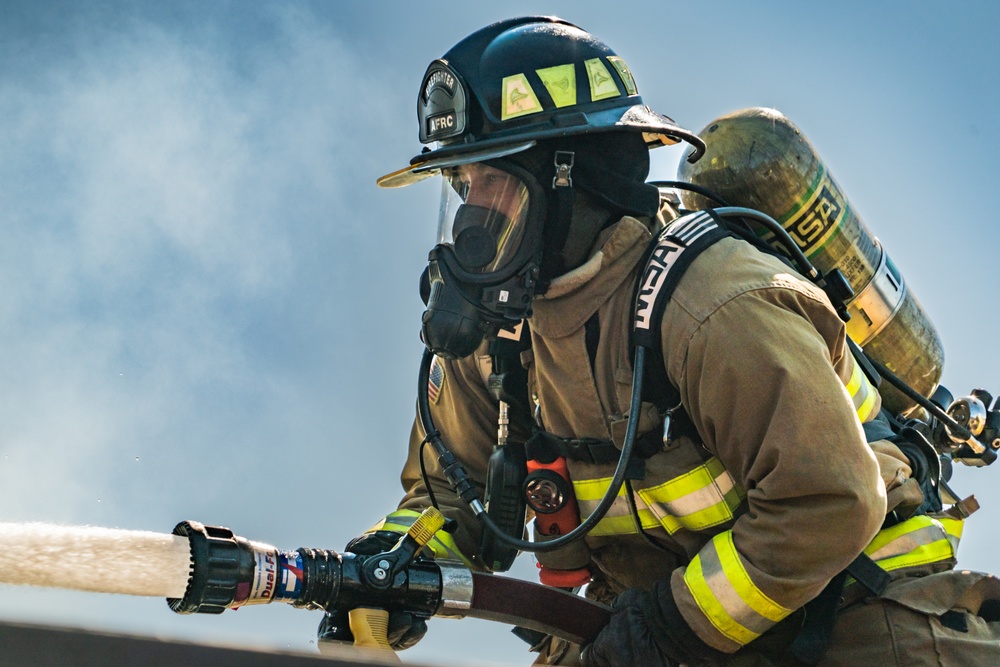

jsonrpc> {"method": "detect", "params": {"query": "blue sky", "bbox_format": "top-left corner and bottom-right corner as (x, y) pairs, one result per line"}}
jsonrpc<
(0, 2), (998, 666)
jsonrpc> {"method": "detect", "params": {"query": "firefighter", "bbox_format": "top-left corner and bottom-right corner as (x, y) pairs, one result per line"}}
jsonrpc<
(324, 16), (1000, 666)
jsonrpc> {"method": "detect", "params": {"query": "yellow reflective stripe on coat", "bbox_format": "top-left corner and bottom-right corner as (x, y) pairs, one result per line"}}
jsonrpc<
(573, 457), (744, 536)
(638, 457), (744, 532)
(861, 515), (962, 573)
(844, 355), (879, 423)
(370, 509), (471, 566)
(683, 530), (793, 646)
(573, 479), (659, 536)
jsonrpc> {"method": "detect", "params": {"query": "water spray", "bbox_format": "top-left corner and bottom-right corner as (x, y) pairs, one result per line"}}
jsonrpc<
(0, 508), (611, 652)
(0, 522), (190, 598)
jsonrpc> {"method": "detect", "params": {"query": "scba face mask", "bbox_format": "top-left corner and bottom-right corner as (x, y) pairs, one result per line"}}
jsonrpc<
(421, 161), (544, 359)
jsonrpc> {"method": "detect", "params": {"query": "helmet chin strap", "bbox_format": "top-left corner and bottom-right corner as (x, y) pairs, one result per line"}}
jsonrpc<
(537, 150), (576, 291)
(534, 134), (661, 290)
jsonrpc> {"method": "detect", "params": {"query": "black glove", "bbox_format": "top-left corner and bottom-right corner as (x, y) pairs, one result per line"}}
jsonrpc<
(864, 416), (944, 516)
(893, 425), (943, 514)
(581, 581), (723, 667)
(316, 530), (429, 651)
(344, 529), (406, 556)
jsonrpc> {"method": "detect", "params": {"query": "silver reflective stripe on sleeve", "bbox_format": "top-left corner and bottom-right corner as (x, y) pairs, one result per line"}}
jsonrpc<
(638, 457), (744, 533)
(573, 479), (660, 536)
(682, 530), (793, 646)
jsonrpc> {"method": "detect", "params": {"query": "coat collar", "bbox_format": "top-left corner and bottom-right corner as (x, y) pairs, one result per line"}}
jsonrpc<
(530, 216), (653, 338)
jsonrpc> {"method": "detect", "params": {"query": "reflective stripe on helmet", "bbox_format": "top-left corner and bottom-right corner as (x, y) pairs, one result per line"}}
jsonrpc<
(858, 515), (962, 575)
(500, 74), (544, 121)
(845, 355), (880, 423)
(606, 57), (636, 95)
(535, 64), (577, 108)
(500, 57), (629, 121)
(370, 509), (472, 566)
(583, 58), (620, 101)
(682, 530), (793, 646)
(573, 457), (744, 536)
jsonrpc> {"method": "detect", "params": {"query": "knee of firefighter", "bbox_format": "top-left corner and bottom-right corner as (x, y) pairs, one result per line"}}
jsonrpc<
(928, 608), (1000, 664)
(823, 595), (1000, 665)
(821, 599), (927, 666)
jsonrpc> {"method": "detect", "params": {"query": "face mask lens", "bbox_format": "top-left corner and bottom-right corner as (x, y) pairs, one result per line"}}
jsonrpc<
(453, 224), (498, 269)
(437, 163), (530, 274)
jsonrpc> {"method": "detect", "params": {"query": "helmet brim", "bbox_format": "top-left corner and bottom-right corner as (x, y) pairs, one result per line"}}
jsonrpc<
(377, 104), (706, 189)
(377, 141), (537, 189)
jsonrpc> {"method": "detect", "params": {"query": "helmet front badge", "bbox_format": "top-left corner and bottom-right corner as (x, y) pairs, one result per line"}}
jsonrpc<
(419, 61), (467, 144)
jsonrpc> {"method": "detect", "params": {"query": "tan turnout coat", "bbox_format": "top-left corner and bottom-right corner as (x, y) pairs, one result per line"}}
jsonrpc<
(391, 211), (1000, 665)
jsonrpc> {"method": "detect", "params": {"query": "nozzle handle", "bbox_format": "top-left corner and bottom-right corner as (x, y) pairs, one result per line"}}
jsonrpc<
(407, 507), (447, 549)
(347, 607), (399, 659)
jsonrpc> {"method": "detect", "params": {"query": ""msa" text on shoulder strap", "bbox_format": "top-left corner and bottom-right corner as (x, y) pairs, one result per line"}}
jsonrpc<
(632, 210), (732, 350)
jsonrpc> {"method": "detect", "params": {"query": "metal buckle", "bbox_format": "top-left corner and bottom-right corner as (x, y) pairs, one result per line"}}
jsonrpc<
(552, 150), (575, 188)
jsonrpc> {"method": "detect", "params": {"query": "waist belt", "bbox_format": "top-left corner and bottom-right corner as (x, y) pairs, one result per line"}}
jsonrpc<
(524, 428), (663, 466)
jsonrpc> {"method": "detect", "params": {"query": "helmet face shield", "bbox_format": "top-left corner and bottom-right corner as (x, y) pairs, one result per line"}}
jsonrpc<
(420, 159), (544, 357)
(436, 162), (533, 279)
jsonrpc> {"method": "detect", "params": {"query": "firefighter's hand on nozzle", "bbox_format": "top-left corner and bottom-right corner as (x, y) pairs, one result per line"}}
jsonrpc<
(317, 607), (427, 653)
(316, 530), (429, 653)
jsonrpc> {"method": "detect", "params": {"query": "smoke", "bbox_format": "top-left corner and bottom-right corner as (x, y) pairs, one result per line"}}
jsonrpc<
(0, 6), (412, 523)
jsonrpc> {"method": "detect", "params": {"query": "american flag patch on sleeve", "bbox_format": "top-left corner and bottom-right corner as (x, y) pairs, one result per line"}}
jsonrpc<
(427, 355), (445, 404)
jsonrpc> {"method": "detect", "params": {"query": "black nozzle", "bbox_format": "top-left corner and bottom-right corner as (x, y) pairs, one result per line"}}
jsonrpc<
(167, 521), (445, 620)
(167, 521), (255, 615)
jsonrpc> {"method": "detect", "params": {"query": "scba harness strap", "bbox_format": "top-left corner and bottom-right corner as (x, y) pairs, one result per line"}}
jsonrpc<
(630, 210), (733, 434)
(632, 209), (733, 351)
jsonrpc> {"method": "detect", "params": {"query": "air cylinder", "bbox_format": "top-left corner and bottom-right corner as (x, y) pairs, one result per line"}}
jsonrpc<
(677, 107), (943, 417)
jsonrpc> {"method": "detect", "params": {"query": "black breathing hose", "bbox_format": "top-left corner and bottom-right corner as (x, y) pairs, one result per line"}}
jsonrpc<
(867, 356), (974, 441)
(648, 180), (731, 207)
(713, 207), (820, 281)
(416, 345), (649, 553)
(650, 182), (818, 280)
